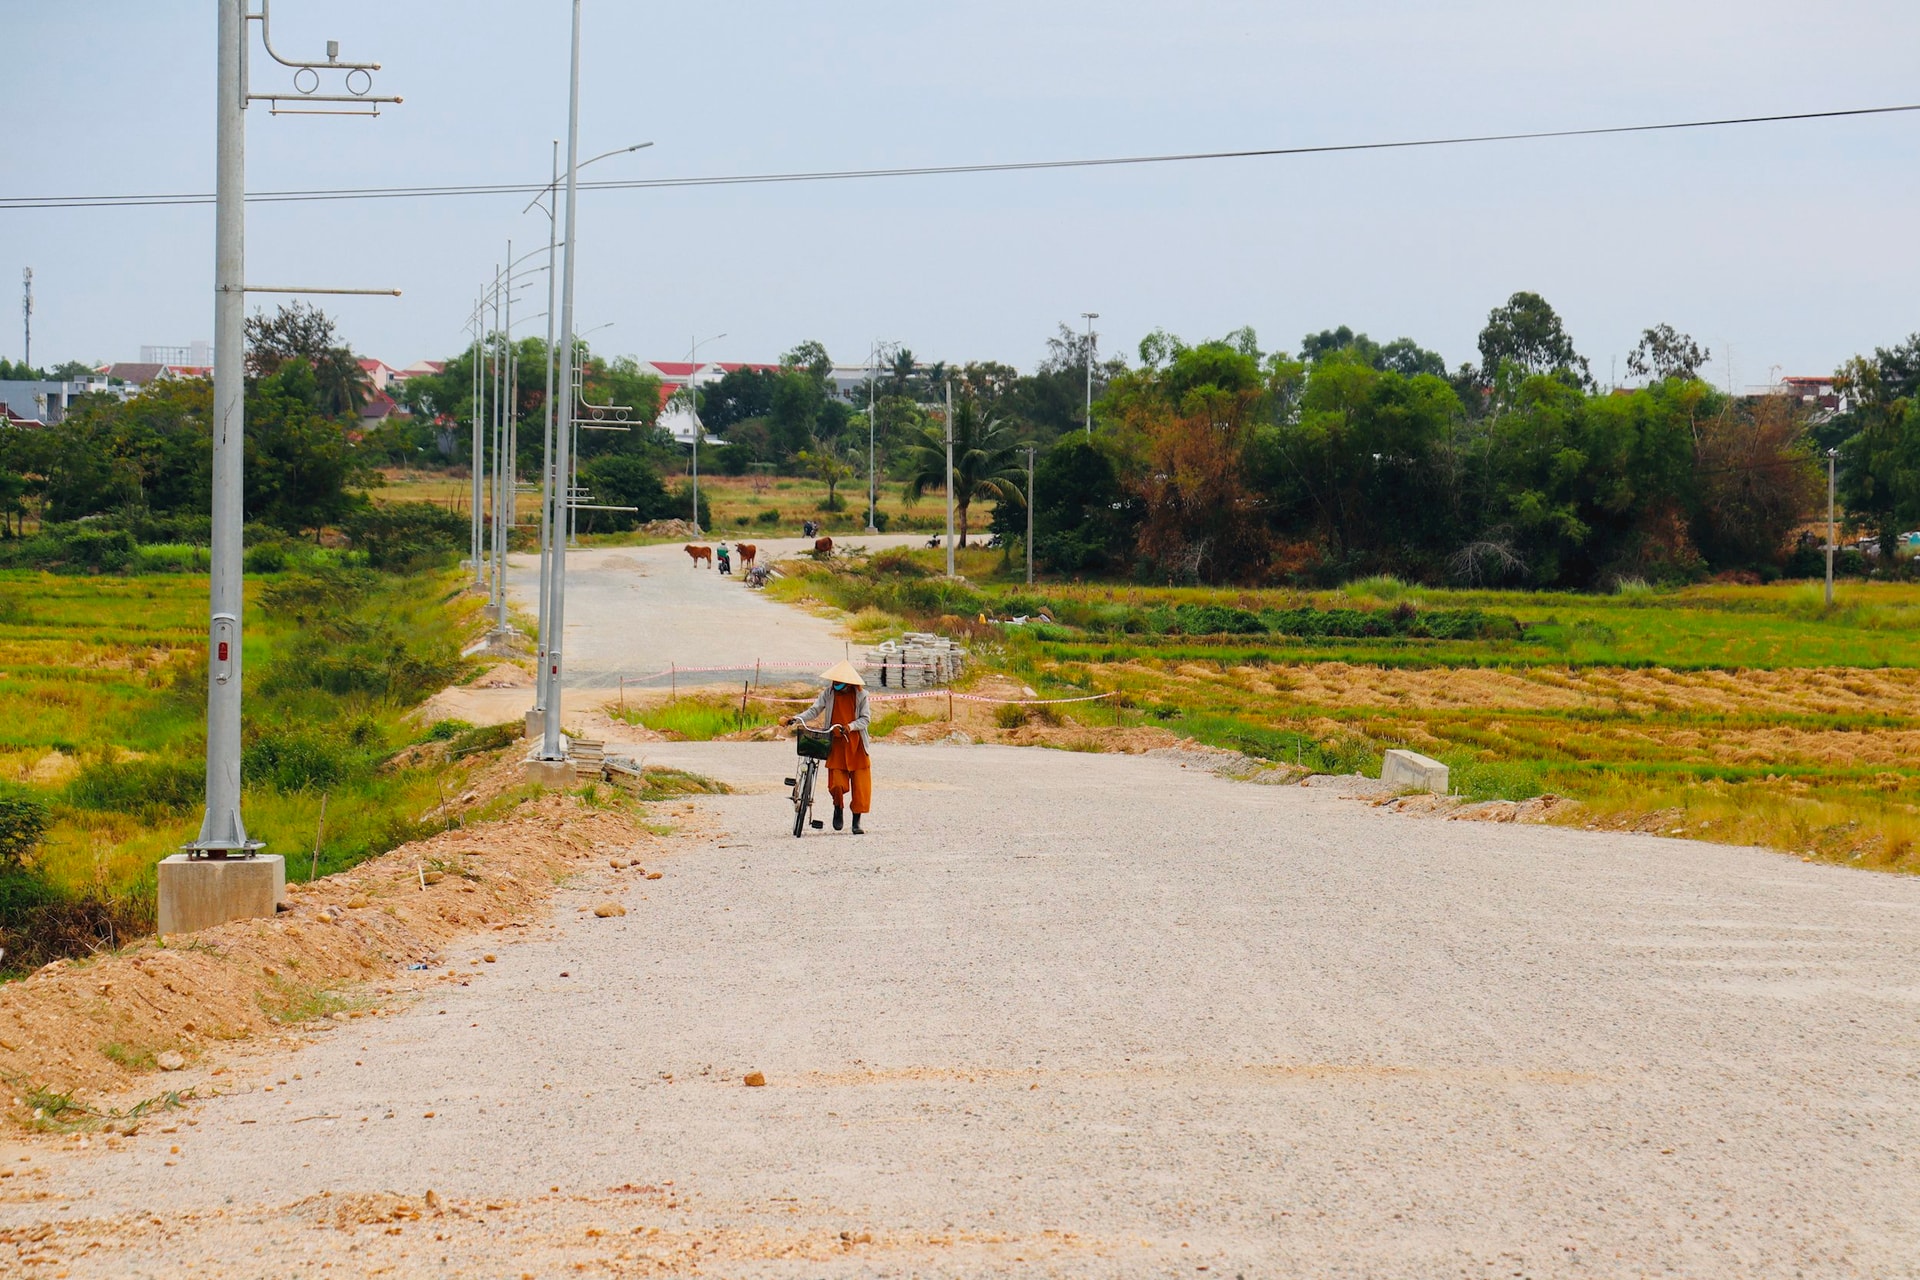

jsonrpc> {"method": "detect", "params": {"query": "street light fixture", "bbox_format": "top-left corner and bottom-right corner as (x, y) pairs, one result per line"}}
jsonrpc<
(1827, 447), (1839, 607)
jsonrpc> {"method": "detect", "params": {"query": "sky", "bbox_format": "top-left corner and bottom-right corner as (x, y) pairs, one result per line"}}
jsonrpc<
(5, 0), (1919, 387)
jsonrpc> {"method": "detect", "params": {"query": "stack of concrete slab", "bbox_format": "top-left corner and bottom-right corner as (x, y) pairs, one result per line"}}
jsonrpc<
(864, 633), (967, 689)
(570, 738), (605, 781)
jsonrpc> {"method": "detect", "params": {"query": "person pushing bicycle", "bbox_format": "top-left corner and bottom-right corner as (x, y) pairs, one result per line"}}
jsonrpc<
(786, 660), (872, 833)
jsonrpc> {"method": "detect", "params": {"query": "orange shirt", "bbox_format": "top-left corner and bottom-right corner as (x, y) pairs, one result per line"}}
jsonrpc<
(826, 687), (870, 771)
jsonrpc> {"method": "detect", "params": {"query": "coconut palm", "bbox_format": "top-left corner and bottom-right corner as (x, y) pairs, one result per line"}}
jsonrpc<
(900, 398), (1027, 546)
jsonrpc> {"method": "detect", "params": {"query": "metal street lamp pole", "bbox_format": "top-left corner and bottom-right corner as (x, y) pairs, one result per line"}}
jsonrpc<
(944, 379), (956, 577)
(1082, 311), (1099, 436)
(539, 0), (586, 763)
(534, 142), (560, 721)
(1025, 446), (1035, 587)
(469, 303), (484, 586)
(195, 0), (254, 856)
(866, 341), (884, 534)
(1827, 447), (1838, 607)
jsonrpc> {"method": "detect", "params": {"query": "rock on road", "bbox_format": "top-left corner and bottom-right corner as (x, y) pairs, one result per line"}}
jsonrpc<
(13, 740), (1920, 1276)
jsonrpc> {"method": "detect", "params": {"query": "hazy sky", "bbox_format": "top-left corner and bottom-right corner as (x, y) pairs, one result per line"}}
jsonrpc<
(6, 1), (1918, 386)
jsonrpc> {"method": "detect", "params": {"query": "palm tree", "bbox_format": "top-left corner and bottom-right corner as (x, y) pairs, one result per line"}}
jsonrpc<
(900, 397), (1026, 546)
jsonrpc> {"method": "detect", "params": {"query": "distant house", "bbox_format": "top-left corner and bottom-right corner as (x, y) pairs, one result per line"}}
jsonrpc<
(1744, 375), (1842, 413)
(0, 375), (135, 424)
(97, 362), (212, 389)
(358, 358), (401, 394)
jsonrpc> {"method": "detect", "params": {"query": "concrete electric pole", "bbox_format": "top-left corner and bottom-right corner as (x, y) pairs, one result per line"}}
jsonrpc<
(186, 1), (397, 873)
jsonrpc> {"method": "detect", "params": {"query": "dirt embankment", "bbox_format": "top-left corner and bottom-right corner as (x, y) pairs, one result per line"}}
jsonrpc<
(0, 757), (658, 1121)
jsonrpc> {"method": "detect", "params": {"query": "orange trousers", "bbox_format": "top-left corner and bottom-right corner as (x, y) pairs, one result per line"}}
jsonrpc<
(827, 767), (872, 814)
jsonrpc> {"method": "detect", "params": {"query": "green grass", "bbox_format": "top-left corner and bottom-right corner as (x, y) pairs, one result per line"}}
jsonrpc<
(0, 565), (495, 972)
(615, 695), (775, 741)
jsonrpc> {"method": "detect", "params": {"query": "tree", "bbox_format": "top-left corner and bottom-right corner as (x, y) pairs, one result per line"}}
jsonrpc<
(1301, 327), (1446, 378)
(1835, 347), (1920, 555)
(781, 340), (833, 383)
(795, 439), (857, 511)
(699, 365), (779, 433)
(577, 454), (673, 533)
(245, 302), (371, 418)
(244, 360), (362, 533)
(1477, 291), (1592, 390)
(1691, 394), (1821, 569)
(900, 399), (1027, 545)
(1029, 437), (1135, 572)
(1627, 324), (1709, 383)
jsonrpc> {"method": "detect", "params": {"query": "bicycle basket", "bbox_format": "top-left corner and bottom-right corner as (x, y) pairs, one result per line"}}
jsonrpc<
(794, 727), (834, 760)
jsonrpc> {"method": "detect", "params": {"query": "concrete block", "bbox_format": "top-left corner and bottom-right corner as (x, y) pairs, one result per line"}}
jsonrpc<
(1381, 748), (1449, 795)
(157, 854), (285, 936)
(525, 707), (543, 739)
(523, 756), (577, 789)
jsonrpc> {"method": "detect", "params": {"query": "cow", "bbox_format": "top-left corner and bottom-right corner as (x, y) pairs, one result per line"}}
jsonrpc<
(736, 542), (757, 570)
(685, 544), (712, 568)
(813, 536), (834, 559)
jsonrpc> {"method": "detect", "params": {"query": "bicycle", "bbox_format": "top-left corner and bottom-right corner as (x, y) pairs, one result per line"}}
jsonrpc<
(784, 723), (836, 837)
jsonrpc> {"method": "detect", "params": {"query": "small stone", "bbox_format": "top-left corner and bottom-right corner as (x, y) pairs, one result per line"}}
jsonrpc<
(627, 859), (643, 868)
(645, 872), (663, 881)
(348, 895), (370, 909)
(423, 870), (446, 885)
(743, 1071), (766, 1087)
(155, 1051), (186, 1072)
(593, 902), (627, 918)
(608, 858), (623, 870)
(425, 1189), (442, 1212)
(483, 954), (496, 963)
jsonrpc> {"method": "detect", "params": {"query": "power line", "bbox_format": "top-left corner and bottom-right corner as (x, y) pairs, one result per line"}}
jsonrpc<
(3, 102), (1917, 212)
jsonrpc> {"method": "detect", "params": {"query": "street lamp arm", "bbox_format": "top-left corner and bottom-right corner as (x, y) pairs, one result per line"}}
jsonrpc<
(522, 142), (653, 216)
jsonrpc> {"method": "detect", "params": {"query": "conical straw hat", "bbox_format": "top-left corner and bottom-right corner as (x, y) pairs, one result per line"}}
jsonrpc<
(819, 659), (865, 686)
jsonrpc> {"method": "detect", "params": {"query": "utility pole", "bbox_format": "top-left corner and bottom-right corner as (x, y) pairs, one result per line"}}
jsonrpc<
(944, 379), (955, 577)
(689, 339), (701, 534)
(534, 141), (560, 725)
(469, 303), (485, 587)
(20, 269), (30, 371)
(1025, 445), (1035, 587)
(1081, 311), (1099, 436)
(191, 1), (396, 861)
(865, 341), (886, 534)
(538, 0), (586, 766)
(1826, 447), (1838, 607)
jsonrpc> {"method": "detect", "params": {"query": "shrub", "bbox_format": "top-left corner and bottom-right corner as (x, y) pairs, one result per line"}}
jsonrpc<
(344, 501), (467, 570)
(446, 722), (520, 759)
(754, 508), (781, 526)
(243, 730), (355, 793)
(243, 541), (290, 573)
(870, 547), (931, 578)
(993, 703), (1030, 729)
(423, 718), (474, 742)
(68, 757), (203, 816)
(0, 790), (50, 868)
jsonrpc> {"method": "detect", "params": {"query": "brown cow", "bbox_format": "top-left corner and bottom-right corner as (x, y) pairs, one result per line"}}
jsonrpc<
(813, 537), (833, 559)
(736, 543), (757, 570)
(685, 544), (713, 568)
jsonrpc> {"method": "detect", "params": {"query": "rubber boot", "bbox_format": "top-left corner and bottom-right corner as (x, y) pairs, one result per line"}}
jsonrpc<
(851, 815), (864, 835)
(832, 804), (844, 831)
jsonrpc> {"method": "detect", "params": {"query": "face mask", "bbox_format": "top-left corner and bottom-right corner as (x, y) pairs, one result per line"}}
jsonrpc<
(832, 682), (847, 692)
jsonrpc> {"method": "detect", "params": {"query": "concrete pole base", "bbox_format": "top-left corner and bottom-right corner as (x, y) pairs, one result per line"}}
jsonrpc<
(523, 757), (576, 788)
(525, 707), (545, 739)
(157, 854), (285, 936)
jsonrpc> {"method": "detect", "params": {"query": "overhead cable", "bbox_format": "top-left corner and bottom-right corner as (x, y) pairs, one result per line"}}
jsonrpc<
(3, 102), (1916, 212)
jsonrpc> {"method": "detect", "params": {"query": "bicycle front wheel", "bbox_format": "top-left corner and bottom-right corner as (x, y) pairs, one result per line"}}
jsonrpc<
(793, 760), (815, 838)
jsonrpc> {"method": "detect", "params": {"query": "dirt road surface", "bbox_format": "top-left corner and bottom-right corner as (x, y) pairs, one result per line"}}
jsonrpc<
(9, 740), (1920, 1277)
(506, 535), (928, 690)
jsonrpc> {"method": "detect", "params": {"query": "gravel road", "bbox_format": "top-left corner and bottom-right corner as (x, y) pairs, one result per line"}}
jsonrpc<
(14, 742), (1920, 1277)
(505, 534), (928, 690)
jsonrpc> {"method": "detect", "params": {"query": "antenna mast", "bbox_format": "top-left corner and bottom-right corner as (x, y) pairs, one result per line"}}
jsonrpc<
(20, 269), (30, 370)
